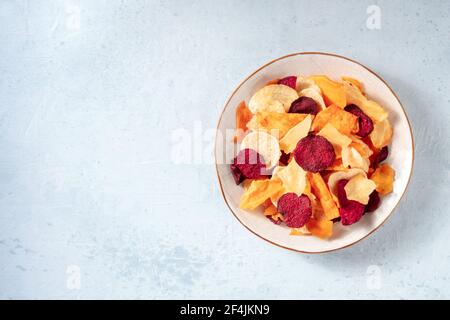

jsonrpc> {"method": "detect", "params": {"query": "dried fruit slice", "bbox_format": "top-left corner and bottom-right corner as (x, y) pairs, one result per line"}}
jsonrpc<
(246, 111), (308, 138)
(344, 104), (374, 137)
(311, 104), (359, 136)
(289, 96), (320, 115)
(230, 148), (266, 184)
(278, 76), (297, 89)
(309, 75), (347, 108)
(248, 84), (299, 113)
(343, 173), (376, 205)
(308, 172), (340, 220)
(370, 164), (395, 195)
(279, 115), (312, 153)
(240, 131), (281, 169)
(277, 193), (312, 228)
(294, 135), (336, 173)
(370, 118), (393, 149)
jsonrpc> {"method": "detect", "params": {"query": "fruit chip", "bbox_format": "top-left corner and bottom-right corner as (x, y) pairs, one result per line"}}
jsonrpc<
(369, 118), (393, 149)
(370, 164), (395, 195)
(341, 77), (364, 94)
(278, 76), (297, 89)
(239, 178), (284, 210)
(306, 218), (333, 239)
(317, 123), (352, 157)
(342, 146), (370, 172)
(309, 75), (347, 108)
(277, 193), (312, 228)
(342, 81), (388, 122)
(248, 84), (299, 113)
(247, 111), (308, 138)
(343, 173), (377, 205)
(240, 130), (281, 169)
(294, 134), (336, 173)
(308, 172), (340, 220)
(279, 114), (312, 153)
(311, 104), (358, 136)
(276, 160), (307, 196)
(371, 146), (389, 167)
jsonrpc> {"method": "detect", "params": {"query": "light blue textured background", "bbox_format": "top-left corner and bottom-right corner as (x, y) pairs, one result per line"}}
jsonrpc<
(0, 0), (449, 299)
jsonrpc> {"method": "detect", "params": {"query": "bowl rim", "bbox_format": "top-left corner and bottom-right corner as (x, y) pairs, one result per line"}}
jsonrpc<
(214, 51), (415, 254)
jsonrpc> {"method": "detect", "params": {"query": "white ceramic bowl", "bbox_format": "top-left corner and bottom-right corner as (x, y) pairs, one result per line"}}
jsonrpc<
(215, 52), (414, 253)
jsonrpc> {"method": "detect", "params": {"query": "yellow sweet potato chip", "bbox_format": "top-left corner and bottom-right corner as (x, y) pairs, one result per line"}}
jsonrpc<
(342, 81), (388, 122)
(327, 168), (366, 205)
(279, 115), (312, 153)
(349, 136), (373, 158)
(342, 146), (370, 172)
(247, 111), (308, 138)
(308, 172), (340, 220)
(309, 75), (347, 108)
(341, 77), (364, 94)
(344, 173), (377, 205)
(370, 164), (395, 195)
(306, 218), (333, 239)
(277, 160), (307, 196)
(233, 101), (253, 143)
(370, 118), (393, 149)
(240, 178), (283, 210)
(317, 123), (352, 157)
(311, 104), (358, 136)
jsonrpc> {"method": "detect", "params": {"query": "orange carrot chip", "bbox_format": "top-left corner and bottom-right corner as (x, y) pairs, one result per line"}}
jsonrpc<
(311, 105), (358, 136)
(308, 172), (340, 220)
(370, 164), (395, 195)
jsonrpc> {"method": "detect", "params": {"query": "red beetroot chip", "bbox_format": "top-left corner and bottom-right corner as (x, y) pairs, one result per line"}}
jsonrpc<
(294, 134), (336, 173)
(340, 201), (365, 225)
(289, 96), (320, 115)
(336, 179), (350, 207)
(279, 150), (290, 166)
(336, 178), (365, 225)
(278, 76), (297, 89)
(344, 104), (374, 137)
(365, 190), (380, 213)
(375, 146), (389, 166)
(230, 148), (266, 185)
(277, 193), (312, 228)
